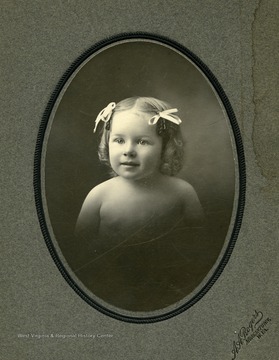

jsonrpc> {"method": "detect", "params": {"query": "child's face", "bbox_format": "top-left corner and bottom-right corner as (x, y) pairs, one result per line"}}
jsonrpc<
(108, 109), (163, 181)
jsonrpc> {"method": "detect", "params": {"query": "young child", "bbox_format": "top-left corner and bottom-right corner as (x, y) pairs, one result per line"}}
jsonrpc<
(75, 96), (204, 310)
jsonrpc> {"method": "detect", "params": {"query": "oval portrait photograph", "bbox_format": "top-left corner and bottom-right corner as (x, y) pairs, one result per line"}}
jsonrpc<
(35, 34), (245, 322)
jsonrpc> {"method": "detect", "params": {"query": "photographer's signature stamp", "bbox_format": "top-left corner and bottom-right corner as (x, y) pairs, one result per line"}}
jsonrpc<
(231, 310), (272, 359)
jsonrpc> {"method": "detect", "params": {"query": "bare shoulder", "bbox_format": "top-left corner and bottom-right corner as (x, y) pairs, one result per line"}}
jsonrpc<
(166, 177), (204, 223)
(82, 177), (117, 204)
(166, 177), (198, 197)
(75, 179), (116, 236)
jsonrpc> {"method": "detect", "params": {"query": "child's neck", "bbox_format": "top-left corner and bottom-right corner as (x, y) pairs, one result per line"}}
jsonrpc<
(119, 173), (164, 189)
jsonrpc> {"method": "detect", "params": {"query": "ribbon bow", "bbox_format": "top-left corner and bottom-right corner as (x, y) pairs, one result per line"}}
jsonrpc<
(93, 102), (116, 133)
(148, 108), (182, 126)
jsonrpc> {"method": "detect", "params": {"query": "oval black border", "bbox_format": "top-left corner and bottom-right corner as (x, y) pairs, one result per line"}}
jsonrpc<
(34, 32), (246, 324)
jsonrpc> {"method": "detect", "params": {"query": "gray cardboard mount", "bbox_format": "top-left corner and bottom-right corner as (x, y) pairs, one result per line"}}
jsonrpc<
(1, 1), (278, 359)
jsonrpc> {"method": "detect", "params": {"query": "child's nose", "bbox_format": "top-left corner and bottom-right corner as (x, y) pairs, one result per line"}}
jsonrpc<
(123, 142), (136, 157)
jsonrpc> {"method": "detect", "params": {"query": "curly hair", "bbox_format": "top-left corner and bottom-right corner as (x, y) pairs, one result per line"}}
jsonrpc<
(97, 96), (184, 176)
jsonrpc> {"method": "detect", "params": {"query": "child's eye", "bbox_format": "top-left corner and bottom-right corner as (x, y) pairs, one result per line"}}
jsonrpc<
(138, 139), (149, 145)
(113, 138), (125, 144)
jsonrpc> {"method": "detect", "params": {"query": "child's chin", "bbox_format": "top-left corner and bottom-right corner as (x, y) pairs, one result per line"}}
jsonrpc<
(121, 174), (141, 180)
(119, 172), (144, 181)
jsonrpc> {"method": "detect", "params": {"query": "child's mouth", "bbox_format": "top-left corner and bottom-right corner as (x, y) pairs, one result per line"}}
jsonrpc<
(121, 162), (139, 167)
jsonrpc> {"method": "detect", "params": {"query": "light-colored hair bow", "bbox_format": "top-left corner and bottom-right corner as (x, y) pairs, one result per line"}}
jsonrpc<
(148, 108), (182, 126)
(93, 102), (116, 133)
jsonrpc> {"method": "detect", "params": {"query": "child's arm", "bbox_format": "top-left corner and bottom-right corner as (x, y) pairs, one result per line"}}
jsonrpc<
(180, 181), (204, 226)
(72, 187), (102, 272)
(75, 186), (102, 240)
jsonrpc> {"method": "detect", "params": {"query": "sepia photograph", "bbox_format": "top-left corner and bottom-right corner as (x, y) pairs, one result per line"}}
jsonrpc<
(39, 36), (241, 318)
(3, 2), (277, 358)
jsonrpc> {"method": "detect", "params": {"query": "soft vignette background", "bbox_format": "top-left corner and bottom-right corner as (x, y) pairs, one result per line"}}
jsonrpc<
(44, 40), (236, 299)
(1, 1), (278, 359)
